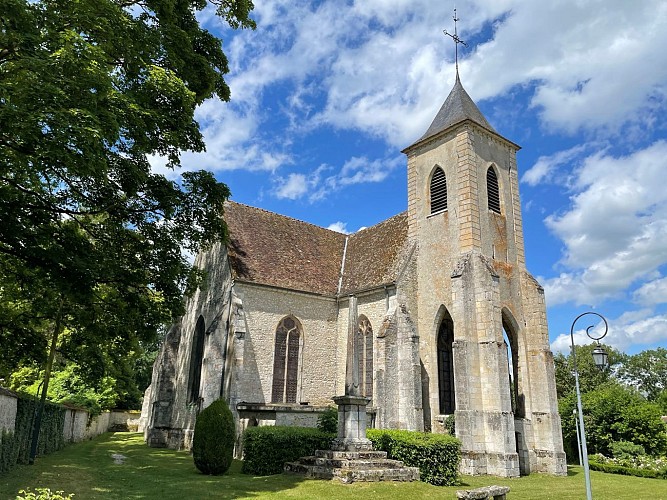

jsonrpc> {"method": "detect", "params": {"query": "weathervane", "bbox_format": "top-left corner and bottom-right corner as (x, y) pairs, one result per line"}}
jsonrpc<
(443, 8), (467, 77)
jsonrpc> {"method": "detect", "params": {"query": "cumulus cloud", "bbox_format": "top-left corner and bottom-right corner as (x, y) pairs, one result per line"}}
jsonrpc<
(327, 221), (351, 234)
(272, 155), (402, 202)
(542, 141), (667, 306)
(633, 277), (667, 306)
(551, 309), (667, 354)
(521, 144), (589, 186)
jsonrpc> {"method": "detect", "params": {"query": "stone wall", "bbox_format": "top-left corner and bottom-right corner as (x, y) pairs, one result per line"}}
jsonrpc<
(0, 388), (18, 434)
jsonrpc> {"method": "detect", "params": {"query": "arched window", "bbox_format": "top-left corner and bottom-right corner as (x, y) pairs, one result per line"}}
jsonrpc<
(271, 316), (301, 403)
(502, 311), (524, 418)
(356, 316), (374, 400)
(487, 166), (501, 214)
(187, 316), (206, 404)
(430, 166), (448, 214)
(437, 311), (455, 415)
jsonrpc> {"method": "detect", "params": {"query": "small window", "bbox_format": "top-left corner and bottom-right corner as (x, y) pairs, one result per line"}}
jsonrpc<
(430, 167), (447, 214)
(487, 167), (501, 214)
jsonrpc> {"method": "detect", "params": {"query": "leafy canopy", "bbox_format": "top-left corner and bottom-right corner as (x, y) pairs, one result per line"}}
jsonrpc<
(0, 0), (254, 386)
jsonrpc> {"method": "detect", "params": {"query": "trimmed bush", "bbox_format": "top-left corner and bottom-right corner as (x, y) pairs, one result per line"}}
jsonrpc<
(589, 456), (667, 479)
(367, 429), (461, 486)
(242, 426), (334, 475)
(316, 406), (338, 434)
(192, 399), (235, 475)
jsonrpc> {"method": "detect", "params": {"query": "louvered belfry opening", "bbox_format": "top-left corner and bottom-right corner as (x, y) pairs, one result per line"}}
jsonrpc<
(430, 166), (447, 214)
(356, 316), (374, 401)
(271, 316), (301, 403)
(437, 312), (455, 415)
(487, 166), (501, 214)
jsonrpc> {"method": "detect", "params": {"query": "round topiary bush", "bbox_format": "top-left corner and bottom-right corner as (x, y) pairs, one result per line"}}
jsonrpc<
(192, 398), (235, 475)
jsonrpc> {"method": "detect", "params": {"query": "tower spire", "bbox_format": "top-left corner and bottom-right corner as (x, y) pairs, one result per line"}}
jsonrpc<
(443, 8), (467, 79)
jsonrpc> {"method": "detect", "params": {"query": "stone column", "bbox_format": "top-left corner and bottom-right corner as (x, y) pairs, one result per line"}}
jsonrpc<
(332, 295), (372, 451)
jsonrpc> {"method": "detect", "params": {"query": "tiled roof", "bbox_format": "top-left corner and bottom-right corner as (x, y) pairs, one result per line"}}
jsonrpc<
(406, 75), (496, 150)
(340, 212), (408, 294)
(223, 202), (409, 296)
(224, 202), (346, 295)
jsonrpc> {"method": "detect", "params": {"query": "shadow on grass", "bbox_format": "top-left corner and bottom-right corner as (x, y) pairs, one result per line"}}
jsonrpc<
(0, 432), (312, 500)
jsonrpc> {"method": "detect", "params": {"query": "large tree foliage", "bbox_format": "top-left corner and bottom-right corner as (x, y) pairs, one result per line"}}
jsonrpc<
(0, 0), (254, 387)
(553, 343), (625, 399)
(617, 348), (667, 401)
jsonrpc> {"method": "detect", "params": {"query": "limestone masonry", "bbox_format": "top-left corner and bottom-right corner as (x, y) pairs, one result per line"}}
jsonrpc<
(142, 74), (567, 477)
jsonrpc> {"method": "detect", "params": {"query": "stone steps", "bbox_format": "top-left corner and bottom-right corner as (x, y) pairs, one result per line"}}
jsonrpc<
(284, 451), (420, 483)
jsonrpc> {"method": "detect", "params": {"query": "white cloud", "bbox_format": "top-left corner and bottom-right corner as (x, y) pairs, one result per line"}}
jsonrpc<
(551, 309), (667, 353)
(327, 221), (351, 234)
(542, 141), (667, 306)
(521, 144), (589, 186)
(274, 173), (309, 200)
(633, 277), (667, 306)
(272, 155), (402, 202)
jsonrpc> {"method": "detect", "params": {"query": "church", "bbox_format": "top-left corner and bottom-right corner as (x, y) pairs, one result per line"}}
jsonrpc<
(142, 70), (567, 477)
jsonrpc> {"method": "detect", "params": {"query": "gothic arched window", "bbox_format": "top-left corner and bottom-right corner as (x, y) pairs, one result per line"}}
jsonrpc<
(487, 166), (501, 214)
(271, 316), (301, 403)
(187, 316), (206, 404)
(437, 313), (455, 415)
(430, 166), (448, 214)
(357, 316), (374, 400)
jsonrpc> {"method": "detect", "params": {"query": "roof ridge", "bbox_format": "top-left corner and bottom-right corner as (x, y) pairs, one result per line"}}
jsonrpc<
(225, 200), (347, 236)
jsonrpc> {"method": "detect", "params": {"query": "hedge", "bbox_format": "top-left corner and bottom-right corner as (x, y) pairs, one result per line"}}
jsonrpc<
(0, 393), (66, 473)
(367, 429), (461, 486)
(241, 426), (334, 475)
(589, 458), (667, 479)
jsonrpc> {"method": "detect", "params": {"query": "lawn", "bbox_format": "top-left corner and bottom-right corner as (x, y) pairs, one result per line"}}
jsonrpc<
(1, 433), (666, 499)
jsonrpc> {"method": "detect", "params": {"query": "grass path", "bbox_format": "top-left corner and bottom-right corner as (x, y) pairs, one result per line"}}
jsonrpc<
(1, 432), (666, 499)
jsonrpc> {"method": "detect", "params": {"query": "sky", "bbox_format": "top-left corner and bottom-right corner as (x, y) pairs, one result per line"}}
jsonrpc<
(151, 0), (667, 356)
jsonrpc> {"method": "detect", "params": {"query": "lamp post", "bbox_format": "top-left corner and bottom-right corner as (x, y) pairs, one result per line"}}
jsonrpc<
(570, 311), (609, 500)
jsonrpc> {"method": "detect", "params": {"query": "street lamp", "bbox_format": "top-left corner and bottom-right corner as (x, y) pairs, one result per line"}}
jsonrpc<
(570, 311), (609, 500)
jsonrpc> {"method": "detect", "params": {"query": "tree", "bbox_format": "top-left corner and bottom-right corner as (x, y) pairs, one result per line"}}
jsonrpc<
(554, 343), (625, 399)
(1, 0), (254, 376)
(1, 0), (255, 452)
(617, 348), (667, 401)
(559, 383), (667, 459)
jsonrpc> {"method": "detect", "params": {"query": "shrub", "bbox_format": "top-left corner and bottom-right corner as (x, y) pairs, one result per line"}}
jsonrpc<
(16, 488), (75, 499)
(192, 399), (235, 475)
(444, 414), (455, 436)
(316, 406), (338, 434)
(242, 426), (334, 475)
(589, 454), (667, 479)
(611, 440), (645, 459)
(367, 429), (461, 486)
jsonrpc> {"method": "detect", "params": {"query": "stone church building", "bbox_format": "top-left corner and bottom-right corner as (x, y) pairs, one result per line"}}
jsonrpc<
(142, 74), (567, 477)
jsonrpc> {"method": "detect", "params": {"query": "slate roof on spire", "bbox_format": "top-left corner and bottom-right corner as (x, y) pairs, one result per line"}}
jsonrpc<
(414, 75), (496, 146)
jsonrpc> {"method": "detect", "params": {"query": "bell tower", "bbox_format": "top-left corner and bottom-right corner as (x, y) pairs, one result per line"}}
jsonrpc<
(401, 15), (565, 477)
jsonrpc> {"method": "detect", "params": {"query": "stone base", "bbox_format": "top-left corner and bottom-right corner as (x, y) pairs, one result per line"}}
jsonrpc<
(285, 449), (420, 483)
(460, 451), (520, 478)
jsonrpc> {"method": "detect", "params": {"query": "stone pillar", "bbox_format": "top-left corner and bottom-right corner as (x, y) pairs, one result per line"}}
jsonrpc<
(331, 395), (373, 451)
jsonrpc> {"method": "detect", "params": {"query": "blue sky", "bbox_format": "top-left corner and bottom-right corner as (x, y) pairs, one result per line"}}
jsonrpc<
(151, 0), (667, 355)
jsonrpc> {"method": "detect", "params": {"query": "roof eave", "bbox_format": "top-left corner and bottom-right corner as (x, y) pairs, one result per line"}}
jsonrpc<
(401, 118), (521, 155)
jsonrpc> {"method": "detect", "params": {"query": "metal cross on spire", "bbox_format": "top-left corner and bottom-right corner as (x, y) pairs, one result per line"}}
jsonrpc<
(443, 8), (467, 78)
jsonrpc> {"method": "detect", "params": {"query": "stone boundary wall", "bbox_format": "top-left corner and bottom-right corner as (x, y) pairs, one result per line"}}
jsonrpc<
(0, 387), (142, 443)
(0, 388), (18, 434)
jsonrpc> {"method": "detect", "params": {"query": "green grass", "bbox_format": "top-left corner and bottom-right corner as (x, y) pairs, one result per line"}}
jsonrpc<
(1, 432), (665, 499)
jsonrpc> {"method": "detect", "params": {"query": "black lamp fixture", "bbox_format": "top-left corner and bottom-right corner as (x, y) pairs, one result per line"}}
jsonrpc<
(591, 343), (609, 370)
